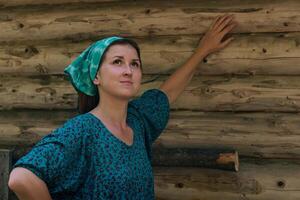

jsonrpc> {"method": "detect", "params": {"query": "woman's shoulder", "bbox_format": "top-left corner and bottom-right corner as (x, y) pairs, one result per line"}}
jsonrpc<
(54, 113), (92, 134)
(35, 112), (94, 146)
(129, 88), (169, 108)
(128, 88), (170, 115)
(63, 112), (93, 127)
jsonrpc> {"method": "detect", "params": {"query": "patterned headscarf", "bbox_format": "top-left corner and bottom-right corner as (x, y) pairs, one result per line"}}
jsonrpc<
(64, 36), (130, 96)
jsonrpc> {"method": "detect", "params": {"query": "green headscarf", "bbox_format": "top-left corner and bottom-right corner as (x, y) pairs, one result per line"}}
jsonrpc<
(64, 36), (129, 96)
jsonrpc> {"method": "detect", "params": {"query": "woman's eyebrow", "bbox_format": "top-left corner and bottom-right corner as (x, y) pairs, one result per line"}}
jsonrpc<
(132, 59), (141, 62)
(113, 56), (124, 58)
(113, 56), (140, 62)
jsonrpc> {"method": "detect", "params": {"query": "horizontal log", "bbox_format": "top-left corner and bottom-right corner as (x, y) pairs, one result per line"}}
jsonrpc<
(156, 191), (300, 200)
(1, 110), (300, 159)
(151, 148), (239, 171)
(0, 75), (77, 110)
(2, 33), (300, 76)
(154, 159), (300, 199)
(169, 75), (300, 112)
(0, 1), (300, 42)
(1, 75), (300, 112)
(6, 140), (239, 170)
(156, 111), (300, 159)
(0, 0), (120, 8)
(6, 157), (300, 199)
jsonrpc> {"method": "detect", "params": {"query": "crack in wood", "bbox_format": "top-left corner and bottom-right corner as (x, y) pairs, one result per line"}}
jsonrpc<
(182, 8), (263, 13)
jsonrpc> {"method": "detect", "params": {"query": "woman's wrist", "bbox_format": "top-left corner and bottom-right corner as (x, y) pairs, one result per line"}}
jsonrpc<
(193, 47), (209, 62)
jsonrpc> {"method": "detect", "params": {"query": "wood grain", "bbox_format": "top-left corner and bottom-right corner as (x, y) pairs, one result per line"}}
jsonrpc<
(1, 33), (300, 76)
(1, 75), (300, 112)
(154, 159), (300, 199)
(0, 0), (299, 42)
(1, 110), (300, 159)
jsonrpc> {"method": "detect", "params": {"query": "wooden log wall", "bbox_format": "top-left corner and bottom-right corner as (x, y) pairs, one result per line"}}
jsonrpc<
(1, 0), (300, 199)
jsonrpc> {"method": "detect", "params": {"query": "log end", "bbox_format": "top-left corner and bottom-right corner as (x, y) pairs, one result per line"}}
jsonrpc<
(216, 151), (239, 172)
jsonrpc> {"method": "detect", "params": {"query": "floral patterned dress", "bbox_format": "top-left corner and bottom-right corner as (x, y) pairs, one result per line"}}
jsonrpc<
(13, 89), (170, 200)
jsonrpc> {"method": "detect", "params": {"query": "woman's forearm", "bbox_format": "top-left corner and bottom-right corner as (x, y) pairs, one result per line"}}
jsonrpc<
(159, 49), (207, 104)
(8, 167), (53, 200)
(160, 14), (237, 104)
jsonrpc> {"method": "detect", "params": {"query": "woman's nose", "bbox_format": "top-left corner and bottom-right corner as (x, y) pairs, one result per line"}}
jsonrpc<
(123, 64), (133, 75)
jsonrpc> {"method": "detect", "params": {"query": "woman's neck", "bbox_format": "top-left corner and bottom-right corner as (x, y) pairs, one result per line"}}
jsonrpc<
(90, 91), (129, 129)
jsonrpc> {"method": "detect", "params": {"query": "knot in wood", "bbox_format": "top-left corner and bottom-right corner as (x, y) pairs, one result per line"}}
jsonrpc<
(201, 86), (213, 95)
(232, 89), (248, 98)
(35, 87), (56, 96)
(8, 45), (39, 59)
(175, 182), (184, 188)
(35, 64), (49, 74)
(277, 180), (286, 188)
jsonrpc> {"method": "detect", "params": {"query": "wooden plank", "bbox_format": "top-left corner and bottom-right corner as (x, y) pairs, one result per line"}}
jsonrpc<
(0, 0), (298, 8)
(0, 0), (300, 42)
(0, 149), (12, 200)
(1, 75), (300, 112)
(141, 75), (300, 112)
(157, 111), (300, 159)
(2, 33), (300, 76)
(6, 151), (300, 199)
(152, 148), (239, 171)
(6, 147), (300, 199)
(0, 0), (121, 7)
(156, 190), (300, 200)
(154, 159), (300, 199)
(0, 75), (77, 110)
(0, 110), (76, 150)
(1, 110), (300, 159)
(5, 145), (239, 170)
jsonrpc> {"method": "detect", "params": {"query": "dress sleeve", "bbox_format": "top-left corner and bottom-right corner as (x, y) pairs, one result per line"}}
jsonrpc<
(12, 117), (87, 194)
(130, 88), (170, 145)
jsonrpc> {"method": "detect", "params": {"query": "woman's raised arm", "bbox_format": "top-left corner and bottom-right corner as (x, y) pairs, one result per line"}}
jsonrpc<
(160, 14), (237, 104)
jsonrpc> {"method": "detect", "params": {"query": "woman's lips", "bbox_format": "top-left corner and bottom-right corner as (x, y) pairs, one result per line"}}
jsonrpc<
(120, 81), (133, 85)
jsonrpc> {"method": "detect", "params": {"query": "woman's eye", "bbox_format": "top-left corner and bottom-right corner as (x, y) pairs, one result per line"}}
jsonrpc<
(113, 59), (122, 65)
(131, 62), (140, 68)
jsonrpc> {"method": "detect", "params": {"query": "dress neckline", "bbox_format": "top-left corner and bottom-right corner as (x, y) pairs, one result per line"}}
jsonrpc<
(87, 112), (135, 148)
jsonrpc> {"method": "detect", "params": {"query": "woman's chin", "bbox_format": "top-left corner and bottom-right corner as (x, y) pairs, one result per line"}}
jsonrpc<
(117, 89), (139, 100)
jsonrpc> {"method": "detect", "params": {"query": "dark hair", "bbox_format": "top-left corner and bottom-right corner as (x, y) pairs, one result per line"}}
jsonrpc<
(78, 38), (142, 114)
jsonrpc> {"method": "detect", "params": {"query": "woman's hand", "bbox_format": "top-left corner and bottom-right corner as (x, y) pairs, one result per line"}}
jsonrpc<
(196, 14), (237, 56)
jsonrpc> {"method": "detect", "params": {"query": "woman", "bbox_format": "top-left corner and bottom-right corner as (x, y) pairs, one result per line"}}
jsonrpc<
(8, 14), (237, 200)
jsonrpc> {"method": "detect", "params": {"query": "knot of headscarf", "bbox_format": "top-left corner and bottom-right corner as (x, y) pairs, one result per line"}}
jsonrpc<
(64, 36), (127, 96)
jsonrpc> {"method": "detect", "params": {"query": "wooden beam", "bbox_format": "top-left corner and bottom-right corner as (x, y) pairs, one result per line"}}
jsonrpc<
(1, 75), (300, 112)
(2, 33), (300, 76)
(156, 111), (300, 159)
(0, 1), (300, 42)
(5, 155), (300, 199)
(152, 148), (239, 171)
(6, 149), (300, 199)
(154, 159), (300, 199)
(1, 110), (300, 159)
(0, 0), (121, 7)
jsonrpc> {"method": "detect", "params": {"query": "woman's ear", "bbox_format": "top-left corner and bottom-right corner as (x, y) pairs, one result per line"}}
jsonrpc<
(93, 74), (101, 85)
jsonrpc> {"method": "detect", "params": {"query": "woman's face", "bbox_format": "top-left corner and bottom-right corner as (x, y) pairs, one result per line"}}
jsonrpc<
(94, 43), (142, 100)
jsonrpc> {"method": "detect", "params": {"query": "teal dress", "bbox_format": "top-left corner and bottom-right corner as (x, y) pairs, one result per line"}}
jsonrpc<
(13, 89), (170, 200)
